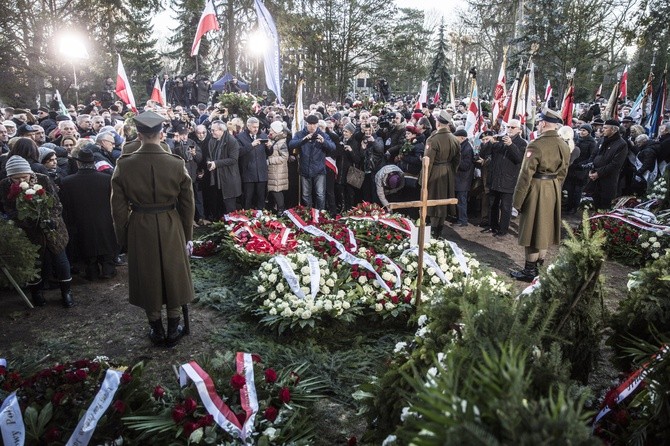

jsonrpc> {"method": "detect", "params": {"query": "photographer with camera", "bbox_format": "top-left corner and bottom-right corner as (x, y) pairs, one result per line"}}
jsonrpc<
(237, 117), (271, 210)
(479, 119), (526, 238)
(288, 114), (336, 210)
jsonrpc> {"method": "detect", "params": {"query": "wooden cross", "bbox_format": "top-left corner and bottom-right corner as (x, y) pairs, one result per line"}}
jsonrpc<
(388, 156), (458, 309)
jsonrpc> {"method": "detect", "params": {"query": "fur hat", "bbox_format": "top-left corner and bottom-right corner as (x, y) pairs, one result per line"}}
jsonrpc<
(5, 156), (33, 176)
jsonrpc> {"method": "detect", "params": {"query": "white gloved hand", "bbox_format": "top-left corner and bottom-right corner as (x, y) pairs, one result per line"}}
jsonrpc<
(186, 240), (194, 257)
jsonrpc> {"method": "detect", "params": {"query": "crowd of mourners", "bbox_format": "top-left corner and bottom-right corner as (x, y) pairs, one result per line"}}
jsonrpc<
(0, 89), (669, 307)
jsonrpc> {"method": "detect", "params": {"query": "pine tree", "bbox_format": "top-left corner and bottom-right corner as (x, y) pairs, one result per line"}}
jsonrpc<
(428, 19), (451, 95)
(166, 0), (202, 76)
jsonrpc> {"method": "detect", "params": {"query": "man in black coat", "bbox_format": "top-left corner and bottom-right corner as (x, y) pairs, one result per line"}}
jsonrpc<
(479, 119), (526, 237)
(453, 129), (474, 226)
(59, 148), (118, 280)
(174, 127), (205, 224)
(587, 119), (628, 210)
(205, 120), (241, 217)
(237, 117), (271, 210)
(564, 124), (597, 214)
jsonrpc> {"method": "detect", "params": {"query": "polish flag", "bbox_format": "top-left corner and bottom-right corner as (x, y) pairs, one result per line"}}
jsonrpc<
(191, 0), (220, 57)
(619, 65), (628, 100)
(544, 79), (552, 102)
(115, 54), (137, 113)
(491, 59), (506, 123)
(433, 83), (441, 104)
(150, 77), (164, 106)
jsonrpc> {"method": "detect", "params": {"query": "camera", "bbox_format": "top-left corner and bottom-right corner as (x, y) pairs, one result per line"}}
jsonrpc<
(311, 133), (319, 141)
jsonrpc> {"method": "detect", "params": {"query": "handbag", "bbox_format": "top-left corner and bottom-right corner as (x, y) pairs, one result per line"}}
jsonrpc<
(346, 165), (365, 189)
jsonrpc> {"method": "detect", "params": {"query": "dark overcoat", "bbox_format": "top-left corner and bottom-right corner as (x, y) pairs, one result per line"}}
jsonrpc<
(513, 129), (570, 249)
(422, 127), (460, 218)
(590, 133), (628, 209)
(207, 131), (241, 200)
(59, 169), (117, 259)
(110, 142), (195, 313)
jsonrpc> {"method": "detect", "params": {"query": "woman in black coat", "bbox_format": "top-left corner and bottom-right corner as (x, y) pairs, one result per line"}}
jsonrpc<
(338, 124), (363, 210)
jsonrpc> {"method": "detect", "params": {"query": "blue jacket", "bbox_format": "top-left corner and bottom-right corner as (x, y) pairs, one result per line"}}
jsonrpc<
(288, 129), (336, 178)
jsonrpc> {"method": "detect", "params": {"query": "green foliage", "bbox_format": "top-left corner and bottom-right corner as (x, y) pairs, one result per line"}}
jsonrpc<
(0, 219), (39, 288)
(530, 215), (606, 382)
(608, 249), (670, 368)
(396, 343), (597, 446)
(215, 93), (257, 121)
(428, 19), (451, 93)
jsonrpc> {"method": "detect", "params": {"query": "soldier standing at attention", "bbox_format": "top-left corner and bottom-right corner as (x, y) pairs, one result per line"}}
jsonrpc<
(511, 109), (570, 282)
(111, 111), (195, 347)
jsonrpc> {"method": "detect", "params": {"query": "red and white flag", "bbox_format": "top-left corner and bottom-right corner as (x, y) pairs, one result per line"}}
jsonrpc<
(191, 0), (220, 57)
(433, 83), (441, 104)
(619, 65), (628, 100)
(544, 79), (552, 102)
(415, 80), (428, 110)
(561, 79), (575, 125)
(150, 77), (164, 106)
(501, 78), (518, 125)
(595, 83), (602, 99)
(491, 57), (507, 123)
(115, 54), (137, 113)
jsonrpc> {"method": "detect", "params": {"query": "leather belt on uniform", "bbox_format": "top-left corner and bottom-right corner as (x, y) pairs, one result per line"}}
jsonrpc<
(532, 173), (558, 180)
(130, 203), (176, 213)
(433, 161), (450, 165)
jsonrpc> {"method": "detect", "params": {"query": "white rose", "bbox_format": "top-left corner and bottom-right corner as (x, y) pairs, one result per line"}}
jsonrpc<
(25, 189), (35, 195)
(32, 184), (43, 191)
(342, 301), (350, 309)
(374, 303), (383, 312)
(656, 230), (664, 237)
(652, 242), (661, 248)
(269, 291), (276, 300)
(640, 242), (650, 249)
(264, 263), (273, 271)
(321, 286), (331, 295)
(381, 435), (397, 446)
(324, 300), (333, 311)
(257, 285), (266, 293)
(649, 237), (657, 243)
(301, 310), (311, 319)
(326, 278), (335, 287)
(394, 342), (407, 353)
(302, 275), (311, 285)
(382, 272), (393, 282)
(276, 283), (285, 293)
(268, 273), (277, 283)
(385, 302), (395, 311)
(427, 267), (436, 276)
(430, 275), (440, 284)
(417, 315), (428, 326)
(358, 275), (367, 284)
(404, 277), (412, 286)
(19, 182), (29, 190)
(337, 290), (345, 298)
(301, 266), (310, 275)
(263, 299), (271, 306)
(651, 252), (660, 259)
(268, 308), (277, 315)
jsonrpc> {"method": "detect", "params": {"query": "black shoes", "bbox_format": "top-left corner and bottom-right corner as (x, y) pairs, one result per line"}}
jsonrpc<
(60, 281), (75, 308)
(510, 261), (538, 282)
(166, 317), (184, 348)
(148, 319), (166, 346)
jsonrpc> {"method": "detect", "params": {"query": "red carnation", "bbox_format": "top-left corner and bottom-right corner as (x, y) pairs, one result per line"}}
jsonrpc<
(75, 369), (88, 381)
(183, 397), (198, 414)
(153, 385), (165, 400)
(391, 295), (399, 304)
(24, 194), (33, 201)
(252, 353), (263, 363)
(44, 427), (61, 443)
(172, 406), (187, 423)
(37, 188), (46, 196)
(183, 421), (199, 437)
(348, 436), (358, 446)
(278, 386), (291, 404)
(121, 372), (132, 384)
(198, 414), (214, 428)
(88, 362), (100, 373)
(351, 271), (360, 279)
(264, 406), (278, 422)
(230, 373), (246, 390)
(112, 400), (126, 414)
(264, 368), (278, 384)
(74, 359), (90, 368)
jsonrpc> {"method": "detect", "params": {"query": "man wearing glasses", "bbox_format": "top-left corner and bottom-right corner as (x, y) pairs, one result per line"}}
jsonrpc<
(93, 132), (117, 173)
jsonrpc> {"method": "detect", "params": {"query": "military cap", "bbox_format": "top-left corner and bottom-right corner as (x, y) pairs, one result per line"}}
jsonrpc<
(436, 110), (452, 124)
(537, 108), (563, 124)
(133, 111), (165, 134)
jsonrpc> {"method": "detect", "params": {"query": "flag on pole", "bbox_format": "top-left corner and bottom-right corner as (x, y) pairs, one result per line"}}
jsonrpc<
(254, 0), (282, 104)
(54, 90), (69, 116)
(604, 81), (620, 120)
(465, 78), (481, 138)
(115, 54), (137, 113)
(150, 77), (164, 106)
(501, 78), (518, 125)
(291, 78), (305, 135)
(526, 63), (537, 130)
(491, 55), (507, 124)
(560, 78), (575, 125)
(619, 65), (628, 101)
(544, 79), (552, 102)
(416, 81), (428, 109)
(629, 82), (648, 122)
(641, 72), (654, 124)
(595, 83), (602, 100)
(515, 71), (529, 125)
(433, 83), (441, 104)
(646, 69), (667, 138)
(449, 77), (456, 109)
(161, 78), (168, 106)
(191, 0), (219, 57)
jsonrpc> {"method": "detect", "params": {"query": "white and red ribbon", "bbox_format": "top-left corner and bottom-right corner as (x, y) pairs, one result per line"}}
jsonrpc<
(273, 255), (306, 299)
(375, 254), (402, 289)
(179, 355), (258, 441)
(65, 369), (124, 446)
(404, 247), (449, 284)
(446, 241), (471, 275)
(325, 156), (338, 176)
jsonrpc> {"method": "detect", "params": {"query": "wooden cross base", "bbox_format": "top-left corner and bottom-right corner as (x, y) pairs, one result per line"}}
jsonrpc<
(388, 156), (458, 310)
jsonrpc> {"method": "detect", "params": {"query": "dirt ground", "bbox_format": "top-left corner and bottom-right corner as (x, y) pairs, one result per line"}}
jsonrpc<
(0, 212), (632, 432)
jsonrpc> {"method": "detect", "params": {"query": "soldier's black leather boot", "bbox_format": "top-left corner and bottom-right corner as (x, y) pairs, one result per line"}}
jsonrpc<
(510, 261), (538, 283)
(148, 319), (166, 346)
(166, 317), (184, 348)
(29, 280), (46, 307)
(60, 280), (74, 308)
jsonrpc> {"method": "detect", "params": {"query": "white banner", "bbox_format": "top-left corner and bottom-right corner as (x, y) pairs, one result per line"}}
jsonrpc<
(375, 254), (402, 289)
(446, 241), (470, 275)
(65, 369), (123, 446)
(272, 255), (306, 299)
(307, 254), (320, 299)
(0, 392), (25, 446)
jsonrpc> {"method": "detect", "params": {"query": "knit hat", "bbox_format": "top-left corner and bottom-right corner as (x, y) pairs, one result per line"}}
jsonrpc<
(343, 123), (356, 134)
(579, 124), (593, 133)
(38, 146), (56, 163)
(5, 156), (33, 176)
(270, 121), (284, 134)
(387, 172), (403, 189)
